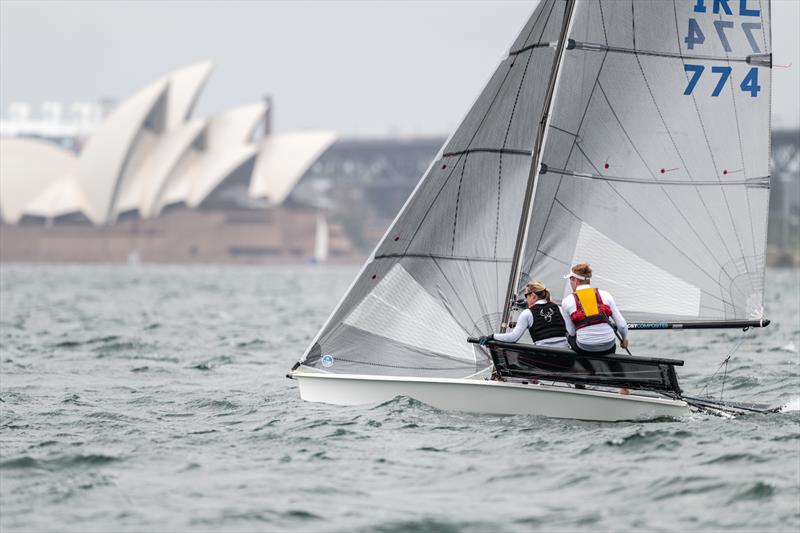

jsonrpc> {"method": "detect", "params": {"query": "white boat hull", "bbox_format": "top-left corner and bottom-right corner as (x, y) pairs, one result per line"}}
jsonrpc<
(291, 370), (689, 422)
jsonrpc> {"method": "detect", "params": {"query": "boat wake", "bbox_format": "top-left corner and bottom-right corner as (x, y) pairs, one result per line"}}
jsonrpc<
(780, 397), (800, 413)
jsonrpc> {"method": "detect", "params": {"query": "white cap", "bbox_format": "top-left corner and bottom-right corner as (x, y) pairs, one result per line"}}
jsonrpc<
(563, 271), (588, 280)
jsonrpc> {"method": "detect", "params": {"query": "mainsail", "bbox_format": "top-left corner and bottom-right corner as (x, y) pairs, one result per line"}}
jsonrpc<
(300, 0), (772, 378)
(519, 0), (772, 322)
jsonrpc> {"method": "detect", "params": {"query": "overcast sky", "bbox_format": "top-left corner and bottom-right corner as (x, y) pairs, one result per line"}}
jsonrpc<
(1, 0), (798, 136)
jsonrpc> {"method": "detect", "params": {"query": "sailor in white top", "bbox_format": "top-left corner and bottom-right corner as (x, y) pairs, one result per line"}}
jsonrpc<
(560, 263), (629, 355)
(483, 281), (569, 348)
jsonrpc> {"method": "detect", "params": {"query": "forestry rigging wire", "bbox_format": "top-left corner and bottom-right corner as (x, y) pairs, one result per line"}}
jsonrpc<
(697, 328), (751, 401)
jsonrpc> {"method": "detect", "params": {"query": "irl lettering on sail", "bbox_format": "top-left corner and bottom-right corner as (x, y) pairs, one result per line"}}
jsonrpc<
(692, 0), (760, 17)
(682, 0), (764, 98)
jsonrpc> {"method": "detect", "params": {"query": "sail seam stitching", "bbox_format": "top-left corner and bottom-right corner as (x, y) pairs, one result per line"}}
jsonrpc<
(598, 0), (609, 45)
(497, 21), (542, 263)
(374, 253), (513, 263)
(443, 148), (531, 157)
(450, 155), (468, 255)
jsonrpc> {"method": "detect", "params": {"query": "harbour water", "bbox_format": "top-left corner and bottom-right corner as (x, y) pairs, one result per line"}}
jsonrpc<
(1, 264), (798, 532)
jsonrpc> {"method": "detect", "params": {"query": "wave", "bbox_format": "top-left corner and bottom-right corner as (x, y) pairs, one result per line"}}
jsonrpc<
(0, 453), (122, 471)
(728, 481), (776, 502)
(604, 428), (693, 450)
(190, 355), (235, 370)
(362, 518), (487, 533)
(187, 398), (240, 411)
(780, 397), (800, 412)
(52, 335), (121, 349)
(701, 453), (768, 465)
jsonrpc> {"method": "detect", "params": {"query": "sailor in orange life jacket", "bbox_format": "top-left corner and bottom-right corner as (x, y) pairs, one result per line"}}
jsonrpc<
(560, 262), (629, 356)
(478, 281), (568, 348)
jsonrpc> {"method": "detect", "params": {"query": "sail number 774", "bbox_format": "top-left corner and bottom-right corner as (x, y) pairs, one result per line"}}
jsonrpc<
(683, 65), (761, 97)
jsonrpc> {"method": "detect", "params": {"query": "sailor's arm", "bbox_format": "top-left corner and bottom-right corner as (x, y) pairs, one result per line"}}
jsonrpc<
(605, 292), (629, 347)
(493, 309), (533, 343)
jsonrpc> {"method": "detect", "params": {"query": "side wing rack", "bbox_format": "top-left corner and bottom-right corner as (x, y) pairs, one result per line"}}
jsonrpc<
(628, 319), (770, 331)
(467, 337), (684, 394)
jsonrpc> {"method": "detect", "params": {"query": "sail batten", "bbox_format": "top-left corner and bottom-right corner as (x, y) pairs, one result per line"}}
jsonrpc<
(543, 167), (770, 187)
(569, 40), (766, 63)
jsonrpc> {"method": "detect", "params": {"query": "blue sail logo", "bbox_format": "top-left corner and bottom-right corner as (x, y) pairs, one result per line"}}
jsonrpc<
(321, 355), (335, 367)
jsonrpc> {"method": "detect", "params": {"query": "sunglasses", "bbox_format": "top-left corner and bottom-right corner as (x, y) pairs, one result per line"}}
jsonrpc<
(524, 292), (534, 297)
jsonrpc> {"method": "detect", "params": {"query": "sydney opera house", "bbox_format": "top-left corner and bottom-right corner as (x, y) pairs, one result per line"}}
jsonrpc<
(4, 62), (796, 265)
(0, 62), (360, 262)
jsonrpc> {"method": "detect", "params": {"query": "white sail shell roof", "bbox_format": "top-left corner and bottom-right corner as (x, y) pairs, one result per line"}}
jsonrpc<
(110, 64), (214, 220)
(66, 62), (213, 225)
(72, 78), (168, 225)
(249, 131), (338, 205)
(2, 62), (334, 224)
(0, 138), (77, 223)
(114, 120), (206, 218)
(21, 176), (91, 220)
(166, 62), (213, 129)
(157, 147), (256, 210)
(186, 146), (258, 208)
(152, 103), (268, 212)
(205, 102), (267, 148)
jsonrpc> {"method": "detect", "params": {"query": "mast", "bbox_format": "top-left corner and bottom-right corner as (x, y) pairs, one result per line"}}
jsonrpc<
(500, 0), (577, 330)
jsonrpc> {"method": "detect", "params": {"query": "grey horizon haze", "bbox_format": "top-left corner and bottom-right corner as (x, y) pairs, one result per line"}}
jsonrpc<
(1, 0), (798, 137)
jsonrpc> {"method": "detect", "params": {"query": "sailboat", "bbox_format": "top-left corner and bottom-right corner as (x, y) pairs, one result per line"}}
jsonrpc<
(313, 211), (329, 263)
(288, 0), (776, 421)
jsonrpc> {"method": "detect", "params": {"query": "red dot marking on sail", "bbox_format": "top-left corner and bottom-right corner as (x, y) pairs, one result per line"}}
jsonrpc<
(371, 274), (377, 280)
(660, 168), (665, 174)
(394, 236), (400, 242)
(723, 169), (728, 175)
(604, 163), (610, 169)
(442, 164), (447, 170)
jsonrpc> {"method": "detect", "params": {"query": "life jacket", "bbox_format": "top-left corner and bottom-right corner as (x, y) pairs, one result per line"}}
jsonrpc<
(528, 302), (567, 342)
(570, 288), (612, 330)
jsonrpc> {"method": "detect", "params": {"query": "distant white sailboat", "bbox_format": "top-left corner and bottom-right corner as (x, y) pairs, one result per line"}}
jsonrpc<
(289, 0), (776, 421)
(313, 211), (329, 264)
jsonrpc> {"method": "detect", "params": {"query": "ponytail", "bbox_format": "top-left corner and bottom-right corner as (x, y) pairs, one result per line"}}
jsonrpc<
(536, 289), (551, 302)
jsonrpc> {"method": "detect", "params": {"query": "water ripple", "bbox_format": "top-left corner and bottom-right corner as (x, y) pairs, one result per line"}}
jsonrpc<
(1, 265), (797, 533)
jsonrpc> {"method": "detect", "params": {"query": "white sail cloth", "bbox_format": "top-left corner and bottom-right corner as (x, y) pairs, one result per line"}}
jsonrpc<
(301, 0), (772, 378)
(521, 0), (771, 321)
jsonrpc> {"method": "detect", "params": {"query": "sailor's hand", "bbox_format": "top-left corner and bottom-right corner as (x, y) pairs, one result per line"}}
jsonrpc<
(620, 339), (629, 349)
(479, 335), (494, 346)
